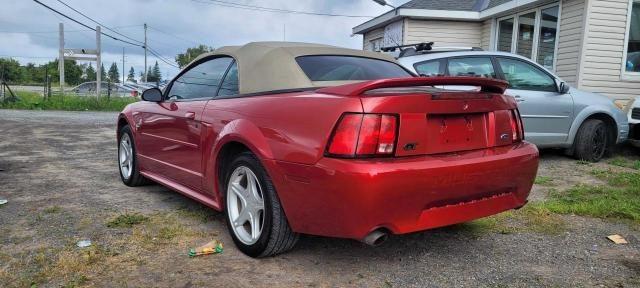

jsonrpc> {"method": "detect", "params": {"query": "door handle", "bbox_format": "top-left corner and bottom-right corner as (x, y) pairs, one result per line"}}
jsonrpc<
(184, 112), (196, 120)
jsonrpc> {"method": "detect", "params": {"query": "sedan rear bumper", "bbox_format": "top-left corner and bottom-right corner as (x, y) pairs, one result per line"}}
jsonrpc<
(264, 142), (539, 240)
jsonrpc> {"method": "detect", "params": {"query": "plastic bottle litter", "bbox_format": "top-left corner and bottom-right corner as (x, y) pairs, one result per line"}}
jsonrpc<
(76, 240), (92, 248)
(0, 199), (7, 205)
(189, 240), (223, 257)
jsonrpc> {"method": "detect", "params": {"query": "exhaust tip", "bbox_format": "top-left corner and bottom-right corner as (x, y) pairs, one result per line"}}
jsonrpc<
(362, 230), (389, 246)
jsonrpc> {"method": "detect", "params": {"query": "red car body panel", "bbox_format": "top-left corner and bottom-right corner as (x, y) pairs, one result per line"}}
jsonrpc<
(119, 77), (539, 240)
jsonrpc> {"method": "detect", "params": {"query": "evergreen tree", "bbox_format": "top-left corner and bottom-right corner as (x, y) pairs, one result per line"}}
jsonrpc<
(86, 63), (96, 81)
(127, 66), (135, 82)
(100, 63), (107, 80)
(147, 61), (162, 82)
(108, 62), (120, 83)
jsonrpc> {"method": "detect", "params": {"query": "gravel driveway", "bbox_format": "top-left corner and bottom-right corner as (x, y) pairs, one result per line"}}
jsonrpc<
(0, 109), (638, 287)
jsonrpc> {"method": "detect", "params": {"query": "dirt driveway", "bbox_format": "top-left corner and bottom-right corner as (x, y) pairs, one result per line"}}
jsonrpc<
(0, 109), (639, 287)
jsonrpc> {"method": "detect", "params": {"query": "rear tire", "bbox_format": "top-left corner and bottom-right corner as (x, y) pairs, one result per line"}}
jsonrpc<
(118, 125), (149, 186)
(223, 151), (299, 257)
(573, 119), (609, 162)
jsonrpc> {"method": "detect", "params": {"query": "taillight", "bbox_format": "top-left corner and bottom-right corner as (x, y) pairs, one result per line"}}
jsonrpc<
(327, 113), (398, 158)
(510, 109), (524, 142)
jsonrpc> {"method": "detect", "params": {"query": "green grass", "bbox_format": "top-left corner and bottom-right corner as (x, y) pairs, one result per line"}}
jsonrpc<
(608, 157), (640, 170)
(43, 206), (63, 214)
(534, 176), (553, 186)
(106, 213), (149, 228)
(537, 169), (640, 223)
(0, 91), (138, 111)
(457, 205), (567, 236)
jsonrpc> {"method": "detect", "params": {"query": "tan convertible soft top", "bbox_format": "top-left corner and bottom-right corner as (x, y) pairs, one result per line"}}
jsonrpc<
(189, 42), (399, 95)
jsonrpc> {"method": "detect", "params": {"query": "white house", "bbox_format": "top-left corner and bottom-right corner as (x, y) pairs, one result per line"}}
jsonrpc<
(353, 0), (640, 101)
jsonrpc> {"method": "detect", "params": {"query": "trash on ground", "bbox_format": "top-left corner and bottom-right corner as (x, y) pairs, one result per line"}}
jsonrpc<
(607, 234), (628, 244)
(0, 199), (7, 205)
(76, 240), (92, 248)
(189, 240), (223, 257)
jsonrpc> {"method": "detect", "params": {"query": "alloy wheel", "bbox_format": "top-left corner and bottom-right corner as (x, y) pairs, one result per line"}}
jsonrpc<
(119, 133), (133, 180)
(227, 166), (265, 245)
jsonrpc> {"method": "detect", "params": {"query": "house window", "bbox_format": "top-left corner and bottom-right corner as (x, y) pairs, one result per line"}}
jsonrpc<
(370, 38), (383, 52)
(495, 4), (560, 71)
(625, 1), (640, 73)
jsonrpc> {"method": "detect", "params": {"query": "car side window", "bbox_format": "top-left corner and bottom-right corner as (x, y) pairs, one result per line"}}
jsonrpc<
(217, 62), (239, 97)
(414, 60), (442, 77)
(166, 57), (233, 101)
(447, 57), (496, 78)
(496, 57), (557, 92)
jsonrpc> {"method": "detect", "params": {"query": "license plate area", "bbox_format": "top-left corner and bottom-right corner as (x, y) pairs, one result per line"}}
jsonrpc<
(426, 113), (488, 154)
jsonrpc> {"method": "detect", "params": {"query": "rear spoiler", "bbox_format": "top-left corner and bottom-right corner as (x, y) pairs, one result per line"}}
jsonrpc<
(317, 77), (508, 96)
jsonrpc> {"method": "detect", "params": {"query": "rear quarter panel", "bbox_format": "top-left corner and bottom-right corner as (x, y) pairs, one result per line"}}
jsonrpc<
(201, 92), (363, 199)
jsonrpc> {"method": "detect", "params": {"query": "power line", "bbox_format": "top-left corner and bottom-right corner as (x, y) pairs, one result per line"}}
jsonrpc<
(192, 0), (374, 18)
(54, 0), (143, 45)
(31, 0), (143, 47)
(147, 26), (200, 46)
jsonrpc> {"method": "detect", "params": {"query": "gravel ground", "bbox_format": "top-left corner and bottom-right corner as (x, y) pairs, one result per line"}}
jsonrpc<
(0, 109), (639, 287)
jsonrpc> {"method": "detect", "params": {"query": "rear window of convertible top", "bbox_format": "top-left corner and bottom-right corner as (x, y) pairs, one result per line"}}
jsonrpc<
(296, 55), (412, 81)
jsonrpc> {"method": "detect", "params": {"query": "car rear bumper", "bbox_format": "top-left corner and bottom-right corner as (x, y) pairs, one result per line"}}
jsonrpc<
(264, 142), (539, 240)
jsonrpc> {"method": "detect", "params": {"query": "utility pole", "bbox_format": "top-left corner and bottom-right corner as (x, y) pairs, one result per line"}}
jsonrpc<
(122, 47), (125, 83)
(58, 23), (65, 96)
(96, 26), (101, 97)
(144, 23), (148, 83)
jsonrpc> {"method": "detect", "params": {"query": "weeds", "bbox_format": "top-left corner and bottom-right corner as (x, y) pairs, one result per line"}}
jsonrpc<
(106, 213), (149, 228)
(608, 157), (640, 170)
(44, 206), (63, 214)
(0, 91), (138, 112)
(534, 176), (553, 186)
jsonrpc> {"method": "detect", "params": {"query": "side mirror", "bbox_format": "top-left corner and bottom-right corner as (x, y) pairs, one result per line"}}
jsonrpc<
(558, 81), (570, 94)
(141, 88), (163, 102)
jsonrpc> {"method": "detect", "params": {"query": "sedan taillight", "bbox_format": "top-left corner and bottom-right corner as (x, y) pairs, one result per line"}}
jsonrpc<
(326, 113), (398, 158)
(510, 109), (524, 142)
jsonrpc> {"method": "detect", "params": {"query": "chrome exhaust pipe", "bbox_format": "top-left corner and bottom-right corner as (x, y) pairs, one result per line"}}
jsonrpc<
(362, 230), (389, 246)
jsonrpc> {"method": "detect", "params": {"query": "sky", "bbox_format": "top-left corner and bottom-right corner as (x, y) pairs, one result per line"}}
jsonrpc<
(0, 0), (406, 81)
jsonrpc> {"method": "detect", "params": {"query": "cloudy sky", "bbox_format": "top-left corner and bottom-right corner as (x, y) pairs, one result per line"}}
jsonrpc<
(0, 0), (406, 80)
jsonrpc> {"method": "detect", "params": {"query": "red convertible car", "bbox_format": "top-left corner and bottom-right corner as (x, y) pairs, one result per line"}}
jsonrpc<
(117, 42), (539, 257)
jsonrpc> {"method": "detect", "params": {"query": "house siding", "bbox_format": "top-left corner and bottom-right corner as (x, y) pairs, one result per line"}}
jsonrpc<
(481, 19), (494, 50)
(580, 0), (640, 100)
(556, 0), (586, 86)
(404, 19), (483, 46)
(362, 27), (384, 51)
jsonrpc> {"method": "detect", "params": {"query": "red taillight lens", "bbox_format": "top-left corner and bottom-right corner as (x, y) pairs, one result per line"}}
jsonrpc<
(510, 109), (524, 142)
(327, 113), (398, 158)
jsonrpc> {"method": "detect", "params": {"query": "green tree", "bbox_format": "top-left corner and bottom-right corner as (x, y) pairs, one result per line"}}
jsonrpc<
(108, 62), (120, 83)
(127, 66), (135, 82)
(175, 45), (213, 68)
(0, 58), (22, 83)
(147, 61), (162, 83)
(100, 63), (107, 80)
(85, 63), (96, 81)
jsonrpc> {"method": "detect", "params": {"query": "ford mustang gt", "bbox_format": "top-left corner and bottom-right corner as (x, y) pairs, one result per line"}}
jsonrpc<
(117, 42), (539, 257)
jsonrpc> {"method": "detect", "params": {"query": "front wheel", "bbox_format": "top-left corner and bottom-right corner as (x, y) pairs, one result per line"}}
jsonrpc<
(573, 119), (609, 162)
(223, 152), (299, 257)
(118, 125), (149, 186)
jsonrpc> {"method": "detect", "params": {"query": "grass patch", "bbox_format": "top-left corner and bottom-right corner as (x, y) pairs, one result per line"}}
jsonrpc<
(536, 169), (640, 223)
(608, 157), (640, 170)
(106, 213), (149, 228)
(576, 160), (591, 165)
(457, 205), (567, 236)
(0, 91), (138, 112)
(43, 206), (63, 214)
(534, 176), (553, 186)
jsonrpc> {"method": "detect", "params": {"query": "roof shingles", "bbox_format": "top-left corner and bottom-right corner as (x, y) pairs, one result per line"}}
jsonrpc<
(398, 0), (512, 11)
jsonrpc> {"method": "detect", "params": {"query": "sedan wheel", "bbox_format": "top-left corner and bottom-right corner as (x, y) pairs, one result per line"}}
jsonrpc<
(574, 119), (609, 162)
(118, 124), (149, 186)
(226, 166), (265, 245)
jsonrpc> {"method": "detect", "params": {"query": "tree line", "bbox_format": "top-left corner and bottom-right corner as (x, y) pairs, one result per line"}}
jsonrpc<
(0, 58), (163, 85)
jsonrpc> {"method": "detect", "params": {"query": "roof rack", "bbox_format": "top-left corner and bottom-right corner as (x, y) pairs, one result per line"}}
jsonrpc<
(380, 42), (484, 58)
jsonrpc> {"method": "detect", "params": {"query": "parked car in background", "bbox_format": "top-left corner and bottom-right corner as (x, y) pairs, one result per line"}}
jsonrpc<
(117, 42), (539, 257)
(72, 81), (140, 97)
(395, 45), (629, 162)
(624, 96), (640, 147)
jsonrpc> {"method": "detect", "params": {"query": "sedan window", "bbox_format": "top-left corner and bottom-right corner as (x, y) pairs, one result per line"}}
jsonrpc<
(414, 60), (442, 77)
(496, 57), (557, 92)
(447, 57), (496, 78)
(167, 57), (233, 100)
(296, 56), (412, 81)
